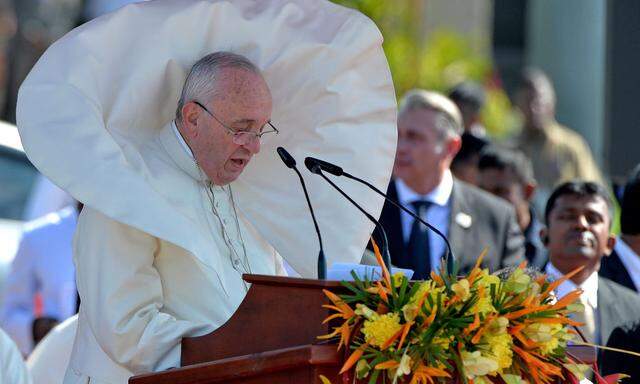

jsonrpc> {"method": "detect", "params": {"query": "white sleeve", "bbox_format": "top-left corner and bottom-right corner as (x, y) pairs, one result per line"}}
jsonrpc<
(0, 328), (32, 384)
(0, 231), (37, 356)
(74, 207), (209, 374)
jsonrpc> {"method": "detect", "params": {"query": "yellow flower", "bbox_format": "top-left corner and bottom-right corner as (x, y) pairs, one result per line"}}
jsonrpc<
(355, 304), (377, 320)
(504, 268), (531, 294)
(482, 332), (513, 370)
(392, 272), (405, 288)
(452, 279), (471, 301)
(523, 322), (563, 355)
(461, 350), (499, 378)
(402, 303), (419, 322)
(488, 317), (509, 334)
(397, 353), (412, 377)
(362, 313), (403, 347)
(476, 269), (500, 289)
(409, 280), (444, 310)
(477, 318), (513, 372)
(472, 295), (495, 316)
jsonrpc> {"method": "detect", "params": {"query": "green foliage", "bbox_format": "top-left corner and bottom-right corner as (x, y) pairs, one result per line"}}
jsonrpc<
(332, 0), (517, 137)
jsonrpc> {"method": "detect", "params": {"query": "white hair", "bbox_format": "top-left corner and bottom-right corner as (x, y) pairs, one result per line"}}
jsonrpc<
(398, 89), (464, 140)
(175, 51), (261, 122)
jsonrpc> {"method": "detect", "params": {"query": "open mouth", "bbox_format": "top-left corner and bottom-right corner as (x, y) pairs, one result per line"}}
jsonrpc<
(229, 158), (248, 170)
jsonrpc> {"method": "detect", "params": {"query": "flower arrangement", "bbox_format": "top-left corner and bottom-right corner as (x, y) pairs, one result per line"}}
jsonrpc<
(319, 243), (624, 384)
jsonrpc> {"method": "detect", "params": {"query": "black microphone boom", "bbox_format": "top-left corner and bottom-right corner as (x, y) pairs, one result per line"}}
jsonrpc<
(305, 157), (344, 176)
(277, 147), (326, 279)
(305, 156), (456, 275)
(304, 157), (392, 270)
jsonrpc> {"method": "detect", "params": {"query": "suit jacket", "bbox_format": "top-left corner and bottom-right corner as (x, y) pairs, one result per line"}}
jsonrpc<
(601, 320), (640, 378)
(596, 277), (640, 367)
(374, 179), (525, 275)
(599, 248), (637, 292)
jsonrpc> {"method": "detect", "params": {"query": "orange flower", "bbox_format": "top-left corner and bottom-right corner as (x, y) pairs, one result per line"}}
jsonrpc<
(322, 289), (355, 320)
(409, 363), (451, 384)
(339, 343), (368, 374)
(370, 238), (392, 289)
(375, 360), (400, 370)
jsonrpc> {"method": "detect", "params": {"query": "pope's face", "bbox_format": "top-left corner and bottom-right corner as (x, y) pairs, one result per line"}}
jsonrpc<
(187, 68), (272, 185)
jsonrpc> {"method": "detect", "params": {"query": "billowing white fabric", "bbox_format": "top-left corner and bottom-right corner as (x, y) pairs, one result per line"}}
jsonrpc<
(16, 0), (397, 280)
(0, 327), (32, 384)
(27, 315), (78, 384)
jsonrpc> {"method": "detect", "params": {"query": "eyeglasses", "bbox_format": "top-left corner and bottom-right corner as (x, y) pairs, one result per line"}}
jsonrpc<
(193, 101), (279, 145)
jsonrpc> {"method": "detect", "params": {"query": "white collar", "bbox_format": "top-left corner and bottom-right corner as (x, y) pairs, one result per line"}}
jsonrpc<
(613, 237), (640, 291)
(172, 120), (194, 160)
(396, 169), (453, 207)
(545, 262), (598, 308)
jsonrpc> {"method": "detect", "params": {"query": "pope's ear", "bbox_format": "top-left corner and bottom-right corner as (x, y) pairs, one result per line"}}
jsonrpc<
(181, 102), (200, 128)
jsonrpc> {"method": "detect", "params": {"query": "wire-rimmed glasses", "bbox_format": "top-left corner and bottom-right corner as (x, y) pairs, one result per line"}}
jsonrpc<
(193, 101), (279, 145)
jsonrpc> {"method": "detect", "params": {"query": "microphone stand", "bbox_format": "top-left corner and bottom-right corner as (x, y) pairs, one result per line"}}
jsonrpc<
(277, 148), (326, 279)
(307, 163), (392, 271)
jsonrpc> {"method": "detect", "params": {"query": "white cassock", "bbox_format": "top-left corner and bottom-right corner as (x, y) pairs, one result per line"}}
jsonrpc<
(0, 327), (32, 384)
(16, 0), (397, 383)
(27, 315), (78, 384)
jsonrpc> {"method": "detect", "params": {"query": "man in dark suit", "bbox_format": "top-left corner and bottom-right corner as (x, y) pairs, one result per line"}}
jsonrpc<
(540, 181), (640, 363)
(374, 89), (524, 279)
(600, 164), (640, 292)
(477, 146), (547, 270)
(602, 321), (640, 380)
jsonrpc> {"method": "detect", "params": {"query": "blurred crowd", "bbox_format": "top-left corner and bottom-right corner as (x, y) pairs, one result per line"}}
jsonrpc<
(0, 0), (142, 123)
(0, 1), (639, 382)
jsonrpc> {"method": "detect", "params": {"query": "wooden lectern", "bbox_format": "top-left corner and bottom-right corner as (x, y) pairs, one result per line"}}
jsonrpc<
(129, 274), (595, 384)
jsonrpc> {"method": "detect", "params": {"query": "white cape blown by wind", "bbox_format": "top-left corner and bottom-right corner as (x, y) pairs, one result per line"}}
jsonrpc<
(16, 0), (397, 278)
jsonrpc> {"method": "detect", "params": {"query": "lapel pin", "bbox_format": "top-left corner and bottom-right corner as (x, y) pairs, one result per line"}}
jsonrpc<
(455, 212), (472, 229)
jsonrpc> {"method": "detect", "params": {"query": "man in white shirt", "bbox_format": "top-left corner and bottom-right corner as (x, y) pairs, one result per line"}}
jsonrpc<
(374, 90), (524, 278)
(541, 181), (640, 368)
(1, 205), (78, 355)
(600, 164), (640, 292)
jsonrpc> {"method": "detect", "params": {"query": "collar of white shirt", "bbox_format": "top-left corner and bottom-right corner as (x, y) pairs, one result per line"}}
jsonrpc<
(396, 169), (453, 207)
(545, 262), (598, 309)
(172, 120), (194, 159)
(613, 237), (640, 291)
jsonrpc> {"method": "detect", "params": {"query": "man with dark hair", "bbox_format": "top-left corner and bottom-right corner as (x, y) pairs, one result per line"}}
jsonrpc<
(478, 146), (546, 269)
(600, 164), (640, 292)
(451, 132), (489, 186)
(513, 68), (603, 214)
(541, 181), (640, 356)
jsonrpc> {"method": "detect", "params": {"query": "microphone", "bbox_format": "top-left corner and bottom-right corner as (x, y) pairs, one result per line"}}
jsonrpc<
(304, 157), (392, 270)
(305, 156), (455, 275)
(277, 147), (326, 279)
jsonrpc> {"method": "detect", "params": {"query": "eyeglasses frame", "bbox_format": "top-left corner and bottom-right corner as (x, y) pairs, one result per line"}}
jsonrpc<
(192, 100), (279, 144)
